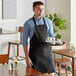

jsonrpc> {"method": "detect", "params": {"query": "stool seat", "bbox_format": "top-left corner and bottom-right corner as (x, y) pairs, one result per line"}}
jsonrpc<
(55, 58), (70, 64)
(8, 40), (22, 45)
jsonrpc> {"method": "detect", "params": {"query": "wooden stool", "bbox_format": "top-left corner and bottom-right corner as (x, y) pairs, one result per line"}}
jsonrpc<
(8, 26), (25, 61)
(52, 44), (71, 76)
(55, 57), (70, 76)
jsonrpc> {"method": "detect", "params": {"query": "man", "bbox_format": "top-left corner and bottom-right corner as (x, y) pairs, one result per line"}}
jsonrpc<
(22, 1), (55, 76)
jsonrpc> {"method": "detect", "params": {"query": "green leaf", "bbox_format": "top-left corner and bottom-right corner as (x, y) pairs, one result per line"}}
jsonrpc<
(55, 33), (61, 39)
(53, 13), (58, 18)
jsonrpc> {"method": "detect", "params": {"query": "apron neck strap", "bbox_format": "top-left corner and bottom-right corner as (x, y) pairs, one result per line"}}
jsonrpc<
(43, 17), (46, 25)
(33, 17), (36, 26)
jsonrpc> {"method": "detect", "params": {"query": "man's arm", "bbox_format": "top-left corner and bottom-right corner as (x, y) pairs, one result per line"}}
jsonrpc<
(23, 45), (33, 67)
(22, 21), (33, 67)
(47, 19), (54, 38)
(23, 46), (29, 58)
(45, 17), (54, 38)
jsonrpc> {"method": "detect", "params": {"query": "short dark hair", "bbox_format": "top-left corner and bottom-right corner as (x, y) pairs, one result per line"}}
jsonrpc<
(33, 1), (44, 8)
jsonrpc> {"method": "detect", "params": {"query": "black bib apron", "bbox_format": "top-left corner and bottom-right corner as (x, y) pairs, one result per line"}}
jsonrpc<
(29, 17), (55, 73)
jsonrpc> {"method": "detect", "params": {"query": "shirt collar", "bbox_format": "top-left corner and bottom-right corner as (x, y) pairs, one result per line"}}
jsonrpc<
(33, 15), (43, 21)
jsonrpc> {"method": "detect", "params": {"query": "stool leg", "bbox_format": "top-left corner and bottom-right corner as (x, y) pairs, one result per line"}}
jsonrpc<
(65, 64), (68, 76)
(56, 63), (58, 69)
(8, 43), (10, 58)
(58, 64), (61, 76)
(17, 45), (19, 56)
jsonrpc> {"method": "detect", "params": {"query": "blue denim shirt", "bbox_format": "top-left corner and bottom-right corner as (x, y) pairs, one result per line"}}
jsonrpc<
(22, 16), (54, 46)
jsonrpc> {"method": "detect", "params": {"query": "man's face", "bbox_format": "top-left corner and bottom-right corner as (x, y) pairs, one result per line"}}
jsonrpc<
(33, 5), (44, 18)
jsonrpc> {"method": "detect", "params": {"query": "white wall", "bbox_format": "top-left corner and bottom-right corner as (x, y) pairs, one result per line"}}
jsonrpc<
(45, 0), (71, 48)
(0, 0), (2, 19)
(71, 0), (76, 45)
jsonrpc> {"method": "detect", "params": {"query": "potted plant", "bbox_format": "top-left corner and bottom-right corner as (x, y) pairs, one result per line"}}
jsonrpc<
(46, 13), (67, 43)
(55, 33), (63, 44)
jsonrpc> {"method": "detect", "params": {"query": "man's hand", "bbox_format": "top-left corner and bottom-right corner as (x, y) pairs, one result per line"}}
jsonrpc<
(26, 56), (33, 67)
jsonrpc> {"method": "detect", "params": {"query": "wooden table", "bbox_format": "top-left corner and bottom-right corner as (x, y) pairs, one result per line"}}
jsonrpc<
(53, 49), (76, 76)
(0, 63), (47, 76)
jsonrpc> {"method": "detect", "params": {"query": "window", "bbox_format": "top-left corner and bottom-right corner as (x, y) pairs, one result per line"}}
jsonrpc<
(2, 0), (17, 19)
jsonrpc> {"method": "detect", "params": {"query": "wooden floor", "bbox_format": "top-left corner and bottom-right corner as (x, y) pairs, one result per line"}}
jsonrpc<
(0, 63), (72, 76)
(0, 63), (50, 76)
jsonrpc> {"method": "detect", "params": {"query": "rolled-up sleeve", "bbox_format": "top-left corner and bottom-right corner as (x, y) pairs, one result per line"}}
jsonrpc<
(22, 21), (29, 46)
(48, 20), (54, 38)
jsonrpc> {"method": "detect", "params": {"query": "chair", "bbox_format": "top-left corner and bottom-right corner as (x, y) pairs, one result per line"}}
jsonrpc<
(0, 54), (8, 64)
(52, 44), (71, 76)
(8, 26), (25, 61)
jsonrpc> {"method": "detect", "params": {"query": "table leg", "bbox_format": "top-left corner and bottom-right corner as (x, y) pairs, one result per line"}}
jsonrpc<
(72, 58), (76, 76)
